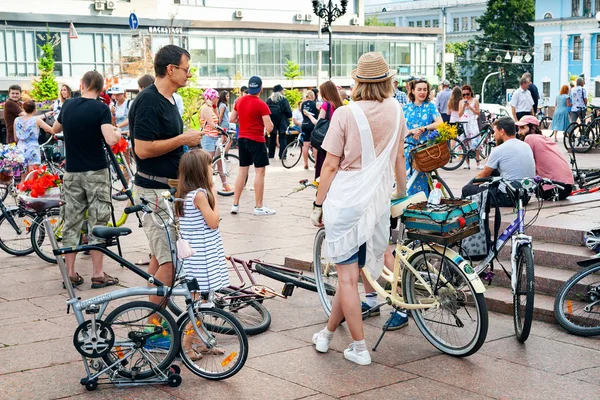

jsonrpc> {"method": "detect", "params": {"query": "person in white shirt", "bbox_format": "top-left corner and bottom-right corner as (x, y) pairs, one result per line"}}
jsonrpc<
(291, 101), (303, 133)
(570, 77), (587, 123)
(510, 78), (534, 121)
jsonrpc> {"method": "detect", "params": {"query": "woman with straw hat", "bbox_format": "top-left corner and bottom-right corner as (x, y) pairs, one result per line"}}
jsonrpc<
(309, 52), (408, 366)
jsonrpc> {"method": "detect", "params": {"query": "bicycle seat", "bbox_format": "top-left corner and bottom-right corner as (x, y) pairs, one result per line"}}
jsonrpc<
(20, 198), (65, 213)
(92, 226), (132, 239)
(391, 192), (427, 218)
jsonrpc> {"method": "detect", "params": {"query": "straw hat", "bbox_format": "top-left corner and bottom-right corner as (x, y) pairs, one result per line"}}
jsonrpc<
(351, 52), (396, 83)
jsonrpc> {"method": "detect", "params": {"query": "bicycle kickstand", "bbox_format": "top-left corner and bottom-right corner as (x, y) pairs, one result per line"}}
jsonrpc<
(372, 306), (401, 352)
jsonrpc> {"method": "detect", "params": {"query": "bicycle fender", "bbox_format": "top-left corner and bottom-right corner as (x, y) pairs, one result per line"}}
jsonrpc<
(428, 244), (487, 294)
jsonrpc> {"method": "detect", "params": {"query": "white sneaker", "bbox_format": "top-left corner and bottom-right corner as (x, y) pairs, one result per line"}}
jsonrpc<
(343, 344), (371, 366)
(312, 331), (330, 353)
(476, 165), (484, 170)
(231, 204), (239, 214)
(254, 206), (276, 216)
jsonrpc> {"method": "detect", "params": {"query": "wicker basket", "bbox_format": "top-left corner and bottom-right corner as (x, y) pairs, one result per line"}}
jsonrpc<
(411, 142), (450, 173)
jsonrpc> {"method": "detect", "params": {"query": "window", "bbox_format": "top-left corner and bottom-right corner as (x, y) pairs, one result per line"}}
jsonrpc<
(471, 17), (478, 30)
(462, 17), (469, 31)
(432, 19), (439, 28)
(408, 21), (415, 27)
(573, 35), (582, 60)
(544, 43), (552, 61)
(453, 18), (459, 32)
(543, 82), (551, 98)
(584, 0), (592, 16)
(572, 0), (580, 16)
(596, 81), (600, 97)
(424, 20), (431, 28)
(416, 21), (422, 27)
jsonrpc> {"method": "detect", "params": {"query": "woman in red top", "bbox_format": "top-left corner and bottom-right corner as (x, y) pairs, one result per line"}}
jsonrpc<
(304, 81), (344, 179)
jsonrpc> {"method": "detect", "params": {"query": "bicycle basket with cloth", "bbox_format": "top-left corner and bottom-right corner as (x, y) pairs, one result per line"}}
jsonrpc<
(400, 199), (479, 245)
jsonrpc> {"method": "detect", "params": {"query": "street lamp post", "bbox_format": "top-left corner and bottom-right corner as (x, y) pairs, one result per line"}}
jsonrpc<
(481, 71), (500, 104)
(312, 0), (348, 79)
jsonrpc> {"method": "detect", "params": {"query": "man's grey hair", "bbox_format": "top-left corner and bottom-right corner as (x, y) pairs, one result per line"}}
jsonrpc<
(520, 77), (530, 86)
(270, 91), (285, 102)
(522, 72), (532, 80)
(576, 77), (584, 86)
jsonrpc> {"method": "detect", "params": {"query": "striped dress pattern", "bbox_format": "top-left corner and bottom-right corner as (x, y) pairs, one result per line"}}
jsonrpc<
(180, 188), (229, 291)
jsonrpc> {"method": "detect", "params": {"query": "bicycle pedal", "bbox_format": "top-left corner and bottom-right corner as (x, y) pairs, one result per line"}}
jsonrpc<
(281, 282), (295, 297)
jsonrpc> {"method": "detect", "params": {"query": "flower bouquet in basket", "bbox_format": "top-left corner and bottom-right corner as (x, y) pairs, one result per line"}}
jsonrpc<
(17, 166), (62, 200)
(0, 144), (25, 183)
(412, 122), (458, 173)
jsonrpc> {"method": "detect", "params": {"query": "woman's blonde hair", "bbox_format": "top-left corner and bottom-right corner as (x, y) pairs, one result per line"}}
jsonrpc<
(351, 79), (394, 102)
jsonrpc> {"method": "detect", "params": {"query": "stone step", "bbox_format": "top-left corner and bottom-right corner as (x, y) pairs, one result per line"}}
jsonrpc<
(485, 262), (580, 297)
(483, 285), (556, 325)
(493, 219), (585, 246)
(496, 240), (593, 271)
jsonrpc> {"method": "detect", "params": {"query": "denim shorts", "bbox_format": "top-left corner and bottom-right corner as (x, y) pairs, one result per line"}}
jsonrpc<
(201, 135), (219, 152)
(338, 243), (367, 268)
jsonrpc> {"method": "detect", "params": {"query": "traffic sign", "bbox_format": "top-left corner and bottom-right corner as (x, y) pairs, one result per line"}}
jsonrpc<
(129, 13), (139, 30)
(68, 22), (78, 39)
(306, 39), (329, 51)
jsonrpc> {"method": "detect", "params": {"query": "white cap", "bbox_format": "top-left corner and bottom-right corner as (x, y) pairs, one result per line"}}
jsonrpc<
(107, 85), (125, 94)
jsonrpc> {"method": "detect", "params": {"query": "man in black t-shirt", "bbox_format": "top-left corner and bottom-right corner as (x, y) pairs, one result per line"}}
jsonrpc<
(300, 90), (318, 169)
(52, 70), (122, 289)
(129, 45), (202, 307)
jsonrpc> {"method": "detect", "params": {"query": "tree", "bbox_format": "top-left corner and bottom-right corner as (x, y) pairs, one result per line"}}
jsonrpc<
(283, 59), (303, 88)
(365, 16), (395, 27)
(284, 89), (303, 110)
(465, 0), (534, 104)
(177, 67), (203, 128)
(437, 42), (468, 85)
(30, 30), (59, 102)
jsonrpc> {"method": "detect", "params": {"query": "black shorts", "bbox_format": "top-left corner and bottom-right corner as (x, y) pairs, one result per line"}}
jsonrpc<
(238, 138), (269, 168)
(301, 125), (313, 142)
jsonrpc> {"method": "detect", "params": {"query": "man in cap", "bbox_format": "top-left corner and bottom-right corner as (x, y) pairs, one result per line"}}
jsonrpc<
(435, 79), (452, 123)
(229, 76), (276, 216)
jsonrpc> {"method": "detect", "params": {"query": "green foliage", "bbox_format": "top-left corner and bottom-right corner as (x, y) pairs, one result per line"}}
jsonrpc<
(437, 42), (469, 84)
(284, 88), (303, 110)
(283, 59), (303, 88)
(30, 31), (59, 102)
(232, 71), (243, 97)
(177, 67), (203, 128)
(465, 0), (535, 104)
(365, 16), (395, 26)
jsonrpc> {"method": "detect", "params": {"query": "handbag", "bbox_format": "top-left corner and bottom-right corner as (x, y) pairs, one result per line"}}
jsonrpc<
(176, 238), (196, 259)
(311, 102), (332, 151)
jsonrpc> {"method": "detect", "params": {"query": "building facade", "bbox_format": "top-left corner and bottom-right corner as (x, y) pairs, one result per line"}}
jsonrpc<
(365, 0), (487, 81)
(0, 0), (440, 93)
(532, 0), (600, 104)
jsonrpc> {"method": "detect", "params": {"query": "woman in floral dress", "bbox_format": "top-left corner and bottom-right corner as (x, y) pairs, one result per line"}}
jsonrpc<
(14, 100), (53, 173)
(403, 79), (443, 195)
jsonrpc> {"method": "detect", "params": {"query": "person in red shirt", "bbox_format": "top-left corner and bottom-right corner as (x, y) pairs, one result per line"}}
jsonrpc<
(229, 76), (275, 216)
(3, 85), (25, 143)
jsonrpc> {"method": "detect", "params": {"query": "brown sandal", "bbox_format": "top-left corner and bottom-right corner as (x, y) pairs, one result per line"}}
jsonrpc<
(62, 273), (84, 289)
(91, 273), (119, 289)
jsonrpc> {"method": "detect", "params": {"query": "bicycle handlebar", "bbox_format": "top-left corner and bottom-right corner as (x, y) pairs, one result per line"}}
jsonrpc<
(472, 176), (565, 192)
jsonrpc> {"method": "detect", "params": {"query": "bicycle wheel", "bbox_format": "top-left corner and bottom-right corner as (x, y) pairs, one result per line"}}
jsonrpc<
(213, 153), (241, 196)
(554, 262), (600, 336)
(178, 307), (248, 380)
(403, 249), (488, 357)
(0, 182), (11, 202)
(514, 245), (535, 342)
(308, 146), (315, 164)
(254, 263), (318, 292)
(281, 140), (302, 169)
(540, 117), (552, 130)
(313, 228), (338, 317)
(102, 301), (180, 380)
(0, 206), (36, 256)
(30, 209), (63, 264)
(568, 123), (594, 153)
(167, 289), (271, 336)
(440, 139), (466, 171)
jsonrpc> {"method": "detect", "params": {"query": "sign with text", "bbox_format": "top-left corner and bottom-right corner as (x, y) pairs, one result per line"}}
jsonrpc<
(148, 26), (183, 35)
(306, 39), (329, 51)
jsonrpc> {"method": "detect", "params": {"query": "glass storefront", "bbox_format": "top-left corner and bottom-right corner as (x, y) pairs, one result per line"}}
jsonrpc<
(0, 27), (436, 82)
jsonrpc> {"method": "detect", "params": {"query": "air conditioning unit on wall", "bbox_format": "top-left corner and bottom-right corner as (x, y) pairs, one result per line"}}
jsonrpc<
(106, 0), (116, 10)
(350, 17), (360, 25)
(94, 1), (105, 11)
(295, 13), (304, 21)
(305, 14), (313, 21)
(235, 10), (244, 18)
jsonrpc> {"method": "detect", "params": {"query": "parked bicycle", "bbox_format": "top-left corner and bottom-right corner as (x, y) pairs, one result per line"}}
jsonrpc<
(563, 105), (600, 153)
(281, 130), (315, 169)
(443, 122), (496, 171)
(212, 126), (242, 196)
(536, 99), (553, 130)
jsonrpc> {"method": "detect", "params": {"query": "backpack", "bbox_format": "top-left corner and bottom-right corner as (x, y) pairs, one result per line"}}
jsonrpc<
(461, 189), (492, 261)
(267, 99), (283, 124)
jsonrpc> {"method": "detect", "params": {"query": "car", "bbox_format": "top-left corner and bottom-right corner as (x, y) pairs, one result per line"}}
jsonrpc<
(479, 103), (514, 120)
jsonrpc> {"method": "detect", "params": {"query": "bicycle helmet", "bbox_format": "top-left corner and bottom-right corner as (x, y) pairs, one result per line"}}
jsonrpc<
(203, 88), (218, 101)
(584, 229), (600, 253)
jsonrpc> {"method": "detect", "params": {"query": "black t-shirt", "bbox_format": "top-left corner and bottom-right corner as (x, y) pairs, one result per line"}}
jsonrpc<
(57, 97), (112, 173)
(129, 84), (184, 189)
(301, 100), (318, 131)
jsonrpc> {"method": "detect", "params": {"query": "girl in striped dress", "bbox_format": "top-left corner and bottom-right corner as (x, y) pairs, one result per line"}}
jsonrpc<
(175, 150), (229, 292)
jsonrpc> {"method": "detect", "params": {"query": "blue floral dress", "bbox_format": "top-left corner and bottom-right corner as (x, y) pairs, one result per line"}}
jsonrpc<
(14, 117), (41, 167)
(403, 102), (440, 195)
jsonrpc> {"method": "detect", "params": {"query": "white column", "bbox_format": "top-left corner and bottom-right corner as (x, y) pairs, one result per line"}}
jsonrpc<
(561, 34), (569, 84)
(582, 33), (592, 93)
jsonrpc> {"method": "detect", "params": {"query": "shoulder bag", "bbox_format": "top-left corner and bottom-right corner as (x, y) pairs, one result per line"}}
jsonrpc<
(311, 102), (331, 151)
